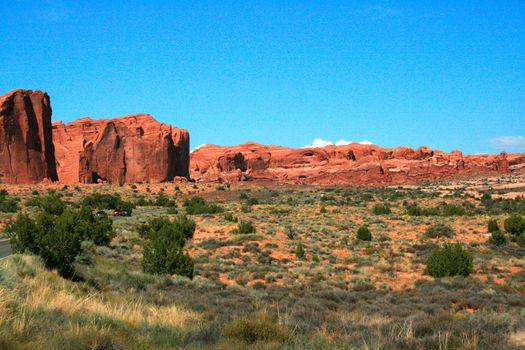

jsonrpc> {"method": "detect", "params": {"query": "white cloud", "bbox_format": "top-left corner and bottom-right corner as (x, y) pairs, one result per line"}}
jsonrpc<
(304, 138), (374, 148)
(191, 144), (207, 153)
(357, 140), (374, 145)
(489, 136), (525, 151)
(335, 140), (352, 146)
(304, 138), (333, 148)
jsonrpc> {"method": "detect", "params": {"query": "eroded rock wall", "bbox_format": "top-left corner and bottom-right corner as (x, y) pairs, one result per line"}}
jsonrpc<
(0, 89), (58, 184)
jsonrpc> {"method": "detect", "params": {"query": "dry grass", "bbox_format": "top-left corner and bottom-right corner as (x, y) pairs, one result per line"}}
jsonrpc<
(0, 255), (201, 349)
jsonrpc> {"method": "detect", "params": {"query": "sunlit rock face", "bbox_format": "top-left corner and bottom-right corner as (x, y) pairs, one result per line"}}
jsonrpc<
(0, 89), (58, 184)
(53, 114), (189, 183)
(190, 142), (519, 184)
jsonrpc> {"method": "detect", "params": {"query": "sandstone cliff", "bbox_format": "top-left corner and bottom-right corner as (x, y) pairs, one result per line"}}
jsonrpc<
(190, 142), (524, 185)
(0, 89), (58, 184)
(53, 114), (189, 183)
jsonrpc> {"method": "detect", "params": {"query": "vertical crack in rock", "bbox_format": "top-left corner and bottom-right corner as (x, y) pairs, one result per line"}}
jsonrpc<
(0, 89), (57, 184)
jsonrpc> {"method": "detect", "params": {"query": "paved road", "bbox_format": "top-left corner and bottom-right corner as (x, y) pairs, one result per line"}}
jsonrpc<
(0, 239), (12, 259)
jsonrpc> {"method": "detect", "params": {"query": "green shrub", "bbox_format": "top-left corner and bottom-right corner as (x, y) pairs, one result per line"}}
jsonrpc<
(504, 214), (525, 236)
(372, 203), (391, 215)
(245, 197), (259, 206)
(5, 207), (114, 278)
(26, 194), (66, 215)
(487, 219), (500, 233)
(155, 193), (177, 207)
(488, 230), (506, 246)
(517, 234), (525, 247)
(425, 243), (473, 277)
(142, 216), (195, 278)
(239, 192), (249, 200)
(183, 196), (223, 215)
(0, 192), (19, 213)
(82, 193), (119, 208)
(224, 312), (291, 344)
(223, 213), (237, 222)
(5, 213), (40, 253)
(167, 207), (178, 215)
(356, 226), (372, 241)
(295, 242), (305, 259)
(84, 207), (115, 245)
(441, 203), (466, 216)
(234, 220), (256, 234)
(82, 193), (135, 212)
(405, 202), (467, 216)
(405, 203), (439, 216)
(425, 223), (455, 238)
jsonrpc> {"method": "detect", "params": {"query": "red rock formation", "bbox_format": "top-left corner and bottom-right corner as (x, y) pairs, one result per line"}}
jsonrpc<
(190, 142), (525, 185)
(52, 114), (189, 183)
(0, 89), (58, 184)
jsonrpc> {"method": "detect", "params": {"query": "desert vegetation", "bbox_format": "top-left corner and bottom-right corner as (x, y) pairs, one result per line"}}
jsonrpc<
(1, 176), (525, 348)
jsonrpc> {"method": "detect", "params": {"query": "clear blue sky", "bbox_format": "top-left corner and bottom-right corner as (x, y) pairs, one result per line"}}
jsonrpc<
(1, 1), (524, 154)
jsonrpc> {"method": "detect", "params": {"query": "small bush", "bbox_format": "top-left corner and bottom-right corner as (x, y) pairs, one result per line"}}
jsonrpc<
(441, 203), (466, 216)
(406, 203), (439, 216)
(183, 196), (223, 215)
(517, 234), (525, 247)
(356, 226), (372, 241)
(224, 312), (291, 344)
(155, 193), (177, 207)
(233, 221), (256, 234)
(488, 230), (506, 246)
(0, 192), (19, 213)
(26, 194), (66, 215)
(82, 193), (135, 212)
(425, 243), (473, 277)
(295, 242), (305, 259)
(487, 219), (500, 233)
(142, 216), (196, 278)
(372, 203), (391, 215)
(239, 192), (249, 200)
(224, 213), (237, 222)
(425, 223), (455, 238)
(245, 197), (259, 206)
(504, 214), (525, 236)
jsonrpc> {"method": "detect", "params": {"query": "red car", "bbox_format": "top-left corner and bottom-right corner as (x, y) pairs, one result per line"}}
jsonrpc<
(113, 209), (132, 217)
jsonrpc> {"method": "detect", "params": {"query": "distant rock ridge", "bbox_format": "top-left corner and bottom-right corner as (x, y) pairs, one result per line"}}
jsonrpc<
(1, 88), (523, 186)
(52, 114), (190, 183)
(0, 89), (58, 184)
(190, 142), (525, 184)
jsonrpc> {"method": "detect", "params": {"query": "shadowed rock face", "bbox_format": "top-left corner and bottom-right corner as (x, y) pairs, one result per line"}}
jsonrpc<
(53, 114), (189, 183)
(0, 89), (58, 184)
(190, 142), (525, 184)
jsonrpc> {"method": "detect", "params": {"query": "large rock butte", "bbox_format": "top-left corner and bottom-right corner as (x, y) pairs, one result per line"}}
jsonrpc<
(190, 142), (525, 185)
(52, 114), (189, 183)
(0, 89), (58, 184)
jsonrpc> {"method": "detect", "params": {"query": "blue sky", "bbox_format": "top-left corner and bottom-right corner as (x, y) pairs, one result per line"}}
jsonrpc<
(1, 1), (524, 154)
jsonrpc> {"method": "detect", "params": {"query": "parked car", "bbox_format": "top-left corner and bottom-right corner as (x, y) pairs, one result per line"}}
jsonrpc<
(95, 210), (107, 218)
(114, 209), (132, 217)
